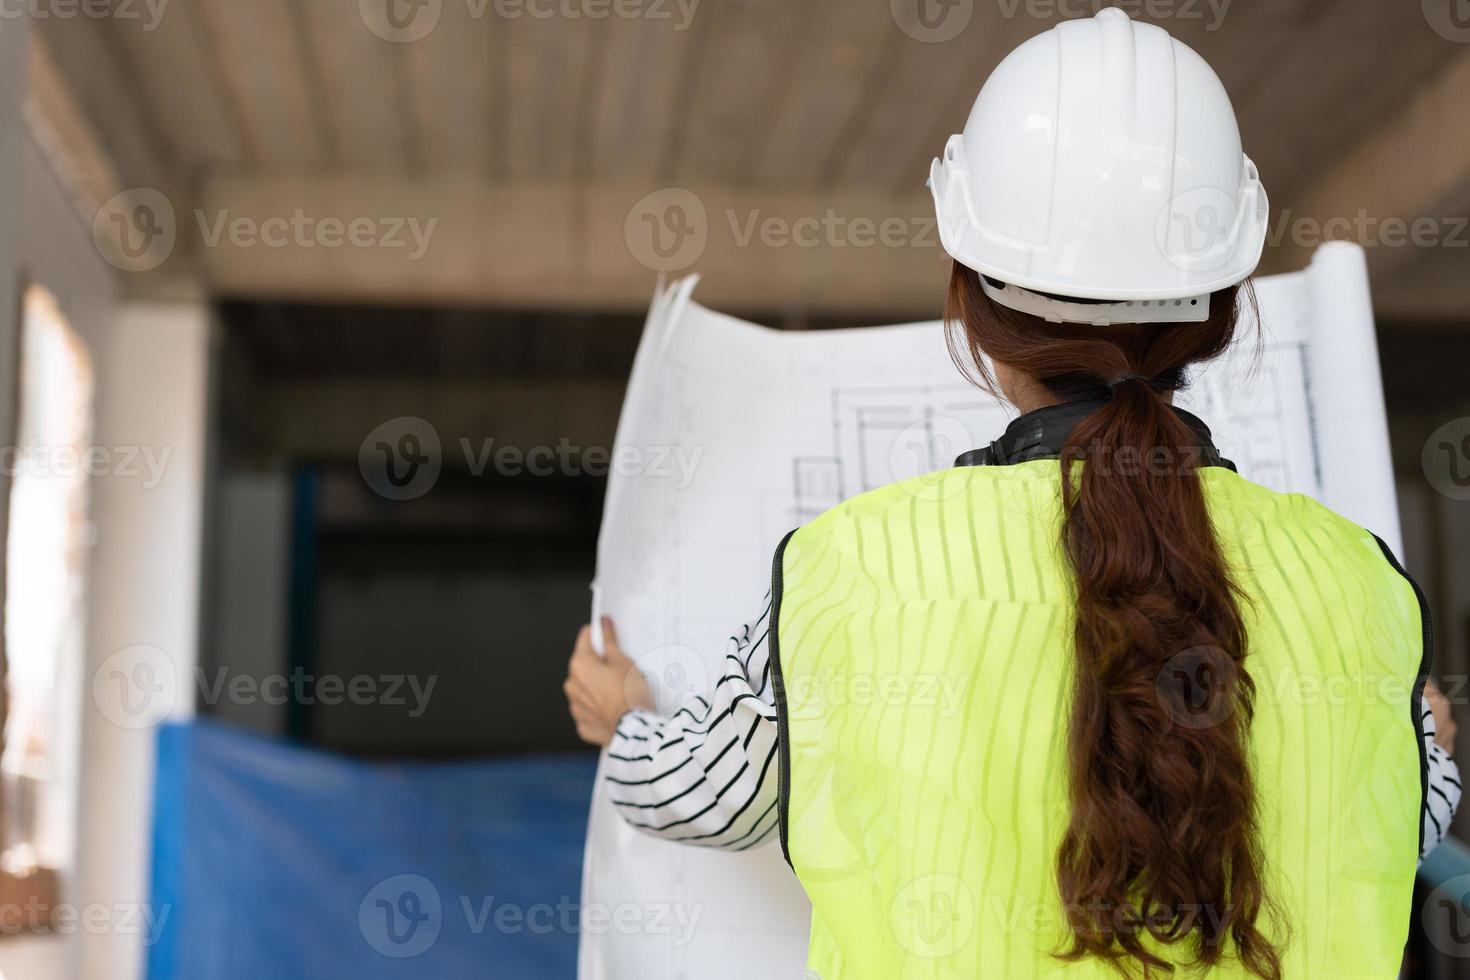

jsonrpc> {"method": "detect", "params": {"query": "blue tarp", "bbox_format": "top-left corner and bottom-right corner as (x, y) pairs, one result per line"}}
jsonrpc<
(148, 720), (597, 979)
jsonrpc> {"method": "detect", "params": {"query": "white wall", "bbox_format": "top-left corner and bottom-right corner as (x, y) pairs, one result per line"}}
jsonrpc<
(1, 15), (74, 979)
(0, 45), (67, 956)
(12, 94), (126, 980)
(72, 303), (210, 980)
(0, 38), (213, 980)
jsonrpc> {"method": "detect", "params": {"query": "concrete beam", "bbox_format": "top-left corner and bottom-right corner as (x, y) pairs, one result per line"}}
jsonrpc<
(196, 176), (948, 316)
(260, 379), (629, 460)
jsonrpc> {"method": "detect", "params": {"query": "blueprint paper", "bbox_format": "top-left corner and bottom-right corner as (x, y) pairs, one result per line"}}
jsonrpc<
(578, 243), (1397, 979)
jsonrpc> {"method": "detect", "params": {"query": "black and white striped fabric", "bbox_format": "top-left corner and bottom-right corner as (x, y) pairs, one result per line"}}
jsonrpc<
(1425, 701), (1461, 851)
(607, 594), (780, 849)
(607, 589), (1461, 860)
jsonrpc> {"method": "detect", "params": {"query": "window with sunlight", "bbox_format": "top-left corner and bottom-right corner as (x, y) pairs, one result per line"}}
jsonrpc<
(2, 284), (93, 875)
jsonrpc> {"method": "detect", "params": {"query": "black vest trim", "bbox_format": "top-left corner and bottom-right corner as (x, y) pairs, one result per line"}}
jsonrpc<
(1371, 533), (1434, 859)
(953, 399), (1236, 471)
(768, 527), (799, 871)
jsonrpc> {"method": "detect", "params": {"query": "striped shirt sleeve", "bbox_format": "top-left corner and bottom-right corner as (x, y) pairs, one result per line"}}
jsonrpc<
(605, 592), (780, 850)
(1422, 699), (1460, 861)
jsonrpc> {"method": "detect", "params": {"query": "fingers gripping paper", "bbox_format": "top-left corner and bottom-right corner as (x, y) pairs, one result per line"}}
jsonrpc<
(578, 242), (1398, 978)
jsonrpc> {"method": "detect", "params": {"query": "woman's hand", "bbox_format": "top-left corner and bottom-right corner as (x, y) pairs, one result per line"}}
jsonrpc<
(564, 617), (653, 747)
(1427, 677), (1457, 754)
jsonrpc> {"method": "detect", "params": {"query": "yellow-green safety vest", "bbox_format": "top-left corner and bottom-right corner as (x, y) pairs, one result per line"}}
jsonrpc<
(770, 461), (1429, 978)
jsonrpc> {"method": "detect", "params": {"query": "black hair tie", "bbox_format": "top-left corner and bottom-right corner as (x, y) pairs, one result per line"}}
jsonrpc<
(1106, 373), (1151, 393)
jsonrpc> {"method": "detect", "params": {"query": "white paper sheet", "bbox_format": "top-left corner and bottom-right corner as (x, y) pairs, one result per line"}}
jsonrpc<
(577, 242), (1397, 979)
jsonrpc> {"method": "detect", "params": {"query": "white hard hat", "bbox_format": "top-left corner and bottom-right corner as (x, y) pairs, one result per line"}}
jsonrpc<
(929, 8), (1268, 325)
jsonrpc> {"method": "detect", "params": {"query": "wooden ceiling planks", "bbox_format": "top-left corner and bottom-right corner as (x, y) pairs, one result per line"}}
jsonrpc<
(189, 0), (326, 173)
(94, 0), (239, 175)
(504, 6), (598, 181)
(28, 1), (1468, 317)
(741, 0), (902, 190)
(31, 13), (185, 198)
(89, 2), (1466, 201)
(586, 7), (702, 182)
(399, 2), (500, 177)
(294, 0), (415, 174)
(1227, 1), (1464, 205)
(837, 7), (1035, 194)
(673, 0), (804, 186)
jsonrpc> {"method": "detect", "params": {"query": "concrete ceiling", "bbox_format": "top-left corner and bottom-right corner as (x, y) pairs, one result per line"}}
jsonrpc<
(23, 0), (1470, 319)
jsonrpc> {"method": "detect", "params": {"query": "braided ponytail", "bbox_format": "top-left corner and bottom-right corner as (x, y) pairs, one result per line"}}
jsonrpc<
(945, 261), (1281, 979)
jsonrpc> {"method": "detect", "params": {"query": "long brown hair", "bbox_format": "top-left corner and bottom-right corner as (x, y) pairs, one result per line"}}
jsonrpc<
(945, 262), (1281, 979)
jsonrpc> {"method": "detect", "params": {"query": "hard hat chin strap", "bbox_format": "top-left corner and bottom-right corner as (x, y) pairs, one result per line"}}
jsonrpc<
(979, 277), (1211, 326)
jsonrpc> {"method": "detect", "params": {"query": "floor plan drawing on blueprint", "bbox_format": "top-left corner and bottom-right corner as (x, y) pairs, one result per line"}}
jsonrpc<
(790, 382), (998, 518)
(578, 242), (1398, 980)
